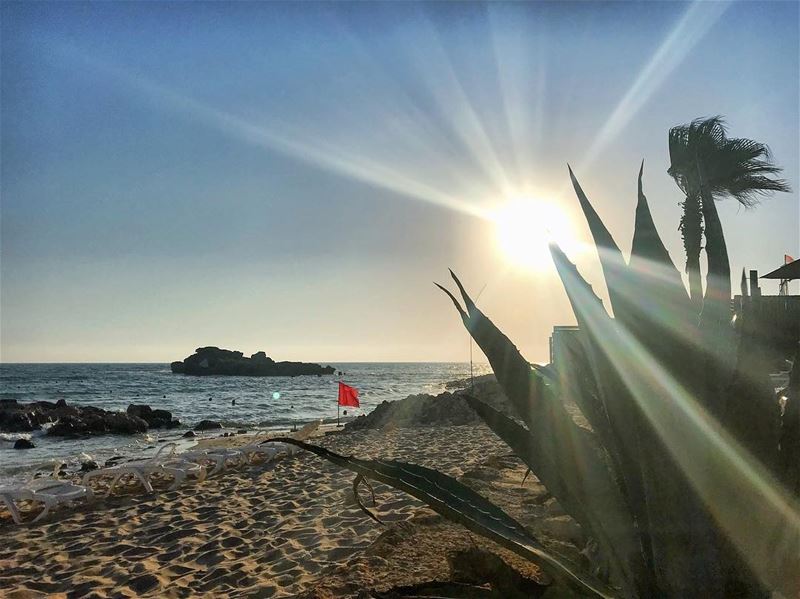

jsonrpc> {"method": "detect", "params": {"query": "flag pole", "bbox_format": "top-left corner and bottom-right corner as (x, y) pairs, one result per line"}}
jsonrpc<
(337, 371), (342, 427)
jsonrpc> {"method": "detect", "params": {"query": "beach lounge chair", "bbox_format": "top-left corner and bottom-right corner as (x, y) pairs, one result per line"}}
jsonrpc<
(239, 435), (311, 462)
(237, 441), (284, 464)
(178, 448), (245, 476)
(238, 420), (319, 463)
(0, 487), (49, 525)
(159, 456), (207, 487)
(0, 478), (93, 525)
(82, 442), (197, 496)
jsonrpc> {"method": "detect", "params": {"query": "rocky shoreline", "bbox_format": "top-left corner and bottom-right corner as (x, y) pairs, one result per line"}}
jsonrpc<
(0, 372), (501, 450)
(0, 399), (180, 441)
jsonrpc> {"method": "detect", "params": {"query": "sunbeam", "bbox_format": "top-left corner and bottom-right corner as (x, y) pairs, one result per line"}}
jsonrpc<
(577, 0), (732, 172)
(554, 244), (800, 596)
(54, 44), (493, 221)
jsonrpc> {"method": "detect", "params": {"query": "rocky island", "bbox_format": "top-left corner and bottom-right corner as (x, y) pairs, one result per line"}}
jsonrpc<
(170, 346), (336, 377)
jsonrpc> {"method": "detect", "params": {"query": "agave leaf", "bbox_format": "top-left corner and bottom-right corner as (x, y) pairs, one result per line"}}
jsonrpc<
(568, 166), (630, 321)
(548, 243), (642, 464)
(272, 438), (618, 599)
(547, 340), (612, 450)
(438, 274), (645, 595)
(442, 271), (546, 429)
(462, 395), (582, 506)
(628, 164), (697, 368)
(550, 242), (725, 595)
(353, 474), (383, 524)
(630, 162), (691, 307)
(462, 394), (598, 528)
(550, 242), (700, 590)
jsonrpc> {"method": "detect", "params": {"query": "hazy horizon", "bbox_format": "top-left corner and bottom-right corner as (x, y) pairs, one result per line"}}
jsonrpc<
(0, 359), (492, 365)
(2, 1), (798, 364)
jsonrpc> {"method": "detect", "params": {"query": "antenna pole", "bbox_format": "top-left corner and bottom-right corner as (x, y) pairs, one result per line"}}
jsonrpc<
(470, 339), (474, 390)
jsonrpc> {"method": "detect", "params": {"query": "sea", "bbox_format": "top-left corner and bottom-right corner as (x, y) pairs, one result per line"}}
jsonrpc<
(0, 362), (491, 485)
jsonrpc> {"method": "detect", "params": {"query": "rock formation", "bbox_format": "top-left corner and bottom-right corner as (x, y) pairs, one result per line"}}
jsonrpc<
(345, 379), (512, 431)
(171, 346), (335, 377)
(0, 399), (172, 437)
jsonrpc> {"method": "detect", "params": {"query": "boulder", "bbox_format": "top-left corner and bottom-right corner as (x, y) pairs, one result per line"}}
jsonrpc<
(0, 411), (37, 432)
(47, 411), (148, 437)
(345, 380), (513, 431)
(105, 413), (149, 434)
(182, 430), (197, 438)
(0, 399), (126, 435)
(80, 460), (99, 472)
(13, 438), (35, 449)
(170, 346), (335, 377)
(0, 399), (63, 432)
(345, 392), (480, 431)
(127, 404), (153, 420)
(126, 404), (180, 429)
(194, 420), (222, 431)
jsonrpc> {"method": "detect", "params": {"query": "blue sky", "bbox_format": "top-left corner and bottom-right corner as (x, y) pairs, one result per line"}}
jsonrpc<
(1, 1), (798, 363)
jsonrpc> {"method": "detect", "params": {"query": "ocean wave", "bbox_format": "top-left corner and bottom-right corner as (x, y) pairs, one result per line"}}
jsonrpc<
(0, 432), (31, 442)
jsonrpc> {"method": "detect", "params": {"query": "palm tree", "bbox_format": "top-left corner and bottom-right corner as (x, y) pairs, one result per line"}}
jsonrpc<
(668, 116), (790, 309)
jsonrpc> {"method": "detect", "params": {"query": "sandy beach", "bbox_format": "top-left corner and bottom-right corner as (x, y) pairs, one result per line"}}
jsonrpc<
(0, 420), (576, 598)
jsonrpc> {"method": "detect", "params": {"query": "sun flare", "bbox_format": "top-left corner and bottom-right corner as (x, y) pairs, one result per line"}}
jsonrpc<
(493, 197), (579, 271)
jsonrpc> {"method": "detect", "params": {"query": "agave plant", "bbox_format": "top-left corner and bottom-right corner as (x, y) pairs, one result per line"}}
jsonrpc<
(277, 160), (799, 597)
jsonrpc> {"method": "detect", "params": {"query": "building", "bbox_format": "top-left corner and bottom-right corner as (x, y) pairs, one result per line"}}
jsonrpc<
(549, 325), (582, 370)
(734, 267), (800, 372)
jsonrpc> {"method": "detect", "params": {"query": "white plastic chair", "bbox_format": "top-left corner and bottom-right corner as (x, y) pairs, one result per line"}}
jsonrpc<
(179, 448), (245, 476)
(159, 456), (207, 487)
(82, 442), (187, 496)
(0, 477), (93, 525)
(267, 441), (302, 457)
(0, 487), (49, 525)
(237, 441), (283, 464)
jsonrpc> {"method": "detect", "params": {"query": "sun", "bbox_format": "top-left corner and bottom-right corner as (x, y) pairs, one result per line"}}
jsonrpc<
(492, 196), (579, 271)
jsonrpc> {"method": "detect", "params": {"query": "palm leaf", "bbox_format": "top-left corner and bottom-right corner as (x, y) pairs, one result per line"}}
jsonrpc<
(271, 438), (617, 599)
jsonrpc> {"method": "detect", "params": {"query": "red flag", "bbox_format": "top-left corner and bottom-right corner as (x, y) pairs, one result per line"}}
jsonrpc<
(338, 382), (359, 408)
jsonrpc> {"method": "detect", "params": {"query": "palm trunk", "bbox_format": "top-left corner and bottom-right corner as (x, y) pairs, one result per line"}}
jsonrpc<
(680, 192), (704, 312)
